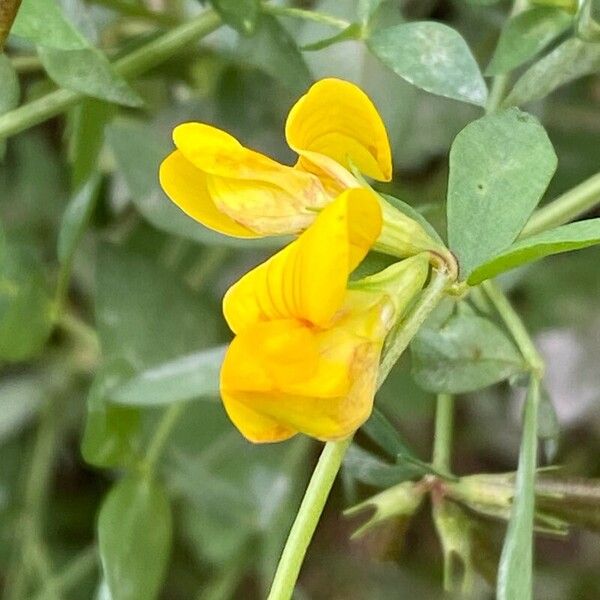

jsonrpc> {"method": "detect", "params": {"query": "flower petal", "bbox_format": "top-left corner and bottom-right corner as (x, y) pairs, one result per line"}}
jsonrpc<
(221, 393), (297, 443)
(159, 151), (257, 237)
(222, 189), (382, 333)
(170, 122), (327, 235)
(285, 78), (392, 182)
(221, 324), (383, 442)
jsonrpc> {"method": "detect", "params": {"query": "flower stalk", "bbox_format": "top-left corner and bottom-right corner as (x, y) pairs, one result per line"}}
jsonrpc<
(268, 266), (453, 600)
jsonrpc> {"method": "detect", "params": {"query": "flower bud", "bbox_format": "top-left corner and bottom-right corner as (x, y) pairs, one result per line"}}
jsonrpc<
(344, 480), (425, 538)
(432, 499), (476, 593)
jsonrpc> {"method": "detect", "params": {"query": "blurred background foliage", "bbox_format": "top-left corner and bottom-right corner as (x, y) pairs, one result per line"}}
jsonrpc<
(0, 0), (599, 598)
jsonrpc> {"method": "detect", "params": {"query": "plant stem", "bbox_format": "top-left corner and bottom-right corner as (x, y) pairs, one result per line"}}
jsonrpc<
(485, 0), (529, 114)
(432, 394), (454, 474)
(378, 268), (452, 386)
(520, 172), (600, 237)
(87, 0), (179, 26)
(5, 398), (62, 600)
(267, 436), (352, 600)
(10, 55), (43, 73)
(142, 402), (185, 474)
(0, 8), (221, 140)
(262, 4), (350, 30)
(482, 281), (544, 376)
(0, 0), (22, 50)
(268, 267), (452, 600)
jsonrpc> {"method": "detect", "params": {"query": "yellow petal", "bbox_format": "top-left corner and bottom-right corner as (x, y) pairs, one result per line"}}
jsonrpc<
(206, 175), (319, 235)
(159, 151), (257, 237)
(221, 393), (297, 443)
(221, 330), (382, 442)
(170, 122), (328, 235)
(286, 78), (392, 182)
(222, 189), (382, 333)
(220, 291), (392, 442)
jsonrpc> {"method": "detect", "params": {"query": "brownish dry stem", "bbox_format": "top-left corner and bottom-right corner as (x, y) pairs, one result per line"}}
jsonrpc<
(0, 0), (22, 50)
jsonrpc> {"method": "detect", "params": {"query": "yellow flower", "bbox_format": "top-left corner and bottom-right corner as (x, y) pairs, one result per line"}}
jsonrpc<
(219, 189), (428, 443)
(159, 77), (392, 237)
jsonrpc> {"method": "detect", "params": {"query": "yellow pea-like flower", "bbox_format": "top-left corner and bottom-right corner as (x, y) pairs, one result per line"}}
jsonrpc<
(159, 78), (392, 237)
(219, 189), (429, 443)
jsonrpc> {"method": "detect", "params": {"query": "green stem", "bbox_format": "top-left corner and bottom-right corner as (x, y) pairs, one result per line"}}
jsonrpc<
(432, 394), (454, 474)
(5, 398), (62, 600)
(87, 0), (179, 26)
(59, 311), (100, 360)
(482, 281), (544, 375)
(142, 402), (185, 474)
(262, 4), (350, 29)
(268, 267), (452, 600)
(378, 268), (452, 386)
(10, 55), (43, 73)
(485, 0), (529, 114)
(520, 172), (600, 237)
(0, 9), (221, 140)
(267, 437), (352, 600)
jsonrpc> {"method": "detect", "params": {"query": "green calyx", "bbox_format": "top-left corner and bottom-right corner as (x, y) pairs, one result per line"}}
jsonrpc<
(375, 197), (459, 280)
(344, 480), (425, 538)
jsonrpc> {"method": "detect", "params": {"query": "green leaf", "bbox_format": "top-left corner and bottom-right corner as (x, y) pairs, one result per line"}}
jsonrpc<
(169, 428), (311, 591)
(447, 108), (557, 277)
(96, 244), (222, 368)
(486, 8), (573, 76)
(344, 444), (422, 488)
(110, 346), (226, 407)
(468, 218), (600, 284)
(13, 0), (141, 107)
(210, 0), (259, 35)
(106, 119), (285, 249)
(88, 239), (220, 463)
(0, 240), (54, 362)
(81, 360), (142, 469)
(38, 46), (143, 107)
(239, 15), (312, 96)
(11, 0), (88, 49)
(0, 56), (19, 158)
(368, 22), (488, 106)
(361, 408), (417, 459)
(411, 314), (526, 393)
(69, 99), (115, 188)
(497, 377), (540, 600)
(57, 175), (101, 265)
(504, 37), (600, 107)
(0, 373), (43, 442)
(98, 476), (172, 600)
